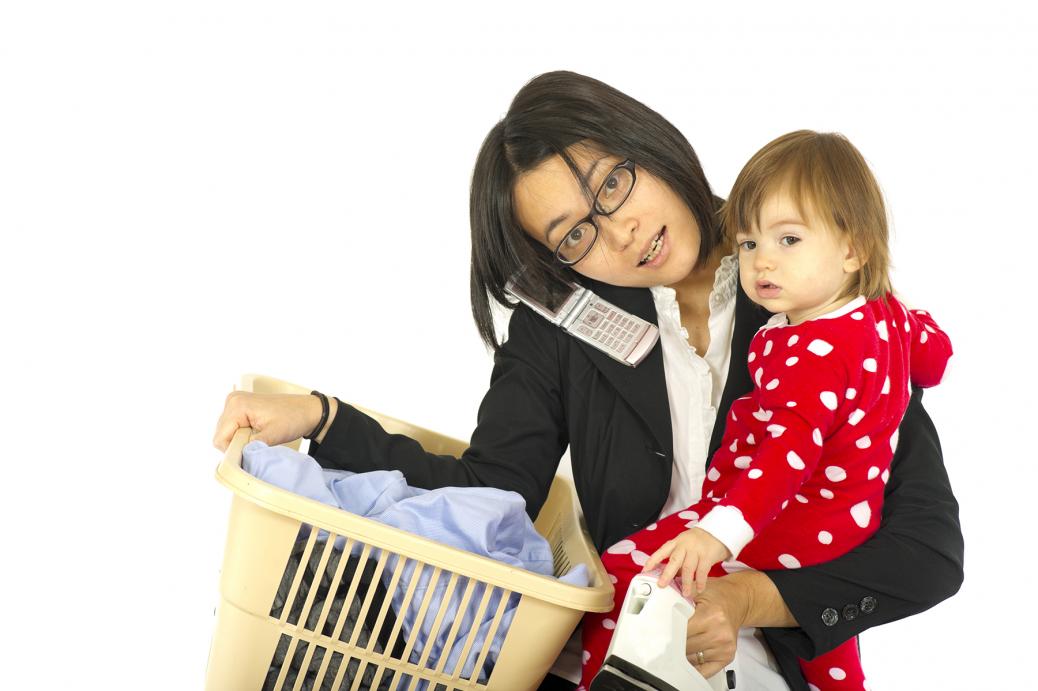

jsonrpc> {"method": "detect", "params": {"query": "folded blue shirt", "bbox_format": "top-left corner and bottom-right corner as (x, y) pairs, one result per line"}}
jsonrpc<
(243, 441), (588, 685)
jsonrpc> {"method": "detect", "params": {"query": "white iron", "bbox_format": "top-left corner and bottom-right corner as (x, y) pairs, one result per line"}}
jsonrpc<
(590, 572), (733, 691)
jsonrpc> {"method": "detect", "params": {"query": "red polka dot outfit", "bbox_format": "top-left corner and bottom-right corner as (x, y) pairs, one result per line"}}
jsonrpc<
(581, 295), (952, 690)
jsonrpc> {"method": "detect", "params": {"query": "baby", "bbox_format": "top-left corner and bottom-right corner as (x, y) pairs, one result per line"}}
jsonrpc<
(583, 130), (953, 691)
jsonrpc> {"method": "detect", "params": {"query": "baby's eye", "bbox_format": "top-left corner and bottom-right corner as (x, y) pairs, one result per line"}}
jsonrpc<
(780, 235), (800, 247)
(738, 240), (756, 251)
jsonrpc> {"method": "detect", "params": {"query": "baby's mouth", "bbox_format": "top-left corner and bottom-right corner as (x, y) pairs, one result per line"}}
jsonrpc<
(638, 227), (666, 266)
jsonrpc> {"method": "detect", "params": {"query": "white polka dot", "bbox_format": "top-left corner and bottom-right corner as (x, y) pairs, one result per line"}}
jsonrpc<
(881, 376), (891, 394)
(781, 500), (789, 510)
(890, 429), (899, 453)
(583, 650), (591, 664)
(778, 553), (801, 569)
(764, 340), (774, 356)
(825, 466), (847, 482)
(755, 367), (763, 387)
(602, 618), (616, 630)
(786, 401), (797, 407)
(748, 351), (757, 363)
(925, 323), (935, 333)
(731, 411), (737, 422)
(818, 531), (833, 545)
(820, 391), (838, 410)
(863, 358), (878, 372)
(766, 378), (780, 390)
(795, 494), (808, 503)
(746, 433), (756, 445)
(868, 466), (880, 480)
(820, 488), (834, 499)
(631, 550), (649, 566)
(646, 522), (658, 530)
(850, 312), (863, 321)
(752, 408), (773, 422)
(807, 339), (834, 356)
(607, 539), (636, 555)
(829, 667), (847, 681)
(812, 428), (823, 445)
(851, 500), (872, 528)
(881, 469), (890, 484)
(707, 467), (721, 482)
(920, 330), (929, 343)
(786, 356), (799, 366)
(685, 521), (699, 529)
(876, 320), (888, 341)
(767, 423), (786, 438)
(856, 436), (872, 449)
(734, 455), (753, 469)
(848, 409), (865, 425)
(904, 320), (911, 332)
(609, 574), (618, 584)
(786, 451), (805, 470)
(809, 685), (821, 691)
(679, 510), (699, 521)
(729, 438), (738, 452)
(748, 468), (764, 479)
(787, 334), (800, 347)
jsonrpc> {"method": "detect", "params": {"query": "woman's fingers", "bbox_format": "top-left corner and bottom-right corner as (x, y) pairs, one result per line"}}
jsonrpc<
(213, 391), (250, 451)
(212, 391), (321, 451)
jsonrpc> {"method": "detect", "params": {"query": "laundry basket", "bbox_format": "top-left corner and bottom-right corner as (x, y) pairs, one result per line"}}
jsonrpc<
(207, 374), (614, 691)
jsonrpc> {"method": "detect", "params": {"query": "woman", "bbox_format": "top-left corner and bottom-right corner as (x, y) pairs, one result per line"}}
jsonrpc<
(213, 71), (963, 690)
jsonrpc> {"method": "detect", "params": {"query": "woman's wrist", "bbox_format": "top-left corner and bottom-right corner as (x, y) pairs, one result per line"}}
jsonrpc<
(716, 570), (798, 629)
(313, 396), (338, 445)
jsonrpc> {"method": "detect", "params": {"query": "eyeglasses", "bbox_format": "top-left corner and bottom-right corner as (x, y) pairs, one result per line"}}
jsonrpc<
(553, 159), (637, 266)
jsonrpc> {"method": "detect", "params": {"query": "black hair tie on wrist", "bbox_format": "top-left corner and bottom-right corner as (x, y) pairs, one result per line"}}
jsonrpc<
(305, 390), (330, 441)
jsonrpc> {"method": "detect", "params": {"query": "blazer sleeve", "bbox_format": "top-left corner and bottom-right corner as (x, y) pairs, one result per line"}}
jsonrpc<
(761, 387), (964, 660)
(309, 305), (568, 519)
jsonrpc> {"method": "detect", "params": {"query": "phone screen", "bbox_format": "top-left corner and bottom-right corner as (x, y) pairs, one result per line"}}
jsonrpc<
(508, 269), (578, 317)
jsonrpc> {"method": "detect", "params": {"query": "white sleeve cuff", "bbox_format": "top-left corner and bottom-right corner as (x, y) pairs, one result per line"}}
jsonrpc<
(697, 504), (755, 560)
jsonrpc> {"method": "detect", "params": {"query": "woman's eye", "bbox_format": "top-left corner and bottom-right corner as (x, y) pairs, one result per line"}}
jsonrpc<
(564, 227), (585, 247)
(602, 174), (620, 195)
(780, 236), (800, 247)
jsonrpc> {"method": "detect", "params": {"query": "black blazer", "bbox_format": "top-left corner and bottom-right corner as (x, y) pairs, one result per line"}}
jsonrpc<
(313, 278), (963, 689)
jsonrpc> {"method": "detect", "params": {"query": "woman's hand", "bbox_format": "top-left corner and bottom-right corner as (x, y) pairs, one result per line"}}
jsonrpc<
(685, 574), (750, 679)
(212, 391), (333, 451)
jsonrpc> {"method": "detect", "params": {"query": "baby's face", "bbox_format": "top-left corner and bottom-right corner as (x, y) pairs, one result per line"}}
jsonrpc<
(735, 189), (862, 324)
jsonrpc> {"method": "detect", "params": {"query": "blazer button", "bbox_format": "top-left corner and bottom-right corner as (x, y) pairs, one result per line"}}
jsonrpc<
(821, 607), (839, 627)
(860, 596), (877, 614)
(842, 604), (860, 621)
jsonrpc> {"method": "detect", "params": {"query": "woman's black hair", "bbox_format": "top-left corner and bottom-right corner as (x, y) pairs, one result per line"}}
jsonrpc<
(470, 70), (720, 349)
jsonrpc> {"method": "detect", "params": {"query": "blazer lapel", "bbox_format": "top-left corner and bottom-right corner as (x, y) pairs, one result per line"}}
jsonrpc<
(707, 283), (771, 460)
(573, 278), (674, 459)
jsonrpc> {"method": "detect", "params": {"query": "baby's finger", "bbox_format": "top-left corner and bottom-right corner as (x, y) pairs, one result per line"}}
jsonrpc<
(642, 542), (672, 573)
(681, 558), (695, 598)
(695, 559), (710, 593)
(658, 549), (683, 588)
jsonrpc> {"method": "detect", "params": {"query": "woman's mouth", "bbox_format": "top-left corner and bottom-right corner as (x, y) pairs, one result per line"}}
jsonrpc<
(638, 227), (667, 267)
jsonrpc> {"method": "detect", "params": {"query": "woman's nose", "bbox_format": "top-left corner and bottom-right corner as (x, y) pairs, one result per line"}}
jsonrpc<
(598, 214), (637, 252)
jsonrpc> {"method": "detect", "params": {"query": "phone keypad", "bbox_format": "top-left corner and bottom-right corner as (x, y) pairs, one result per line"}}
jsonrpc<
(573, 299), (648, 358)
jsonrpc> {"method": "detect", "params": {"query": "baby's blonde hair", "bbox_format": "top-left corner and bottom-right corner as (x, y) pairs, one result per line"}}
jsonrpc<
(720, 130), (892, 300)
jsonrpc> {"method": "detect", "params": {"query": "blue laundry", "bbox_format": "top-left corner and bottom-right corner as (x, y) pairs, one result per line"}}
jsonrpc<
(243, 441), (588, 684)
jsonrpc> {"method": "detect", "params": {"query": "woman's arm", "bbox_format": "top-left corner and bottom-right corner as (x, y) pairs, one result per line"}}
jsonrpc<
(300, 306), (569, 518)
(759, 388), (963, 660)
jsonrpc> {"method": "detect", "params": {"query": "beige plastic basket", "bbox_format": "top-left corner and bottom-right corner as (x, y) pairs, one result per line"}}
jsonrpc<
(207, 374), (614, 691)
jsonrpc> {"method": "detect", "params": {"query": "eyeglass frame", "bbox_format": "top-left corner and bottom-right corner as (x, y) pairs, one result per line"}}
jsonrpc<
(552, 159), (637, 266)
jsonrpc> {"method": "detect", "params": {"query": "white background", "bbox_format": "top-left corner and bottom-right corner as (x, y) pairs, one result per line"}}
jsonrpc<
(1, 1), (1033, 688)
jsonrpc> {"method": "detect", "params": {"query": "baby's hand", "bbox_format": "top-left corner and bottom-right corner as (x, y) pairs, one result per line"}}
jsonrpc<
(641, 528), (731, 596)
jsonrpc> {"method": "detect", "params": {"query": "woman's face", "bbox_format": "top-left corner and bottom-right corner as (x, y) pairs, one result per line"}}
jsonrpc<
(512, 146), (703, 288)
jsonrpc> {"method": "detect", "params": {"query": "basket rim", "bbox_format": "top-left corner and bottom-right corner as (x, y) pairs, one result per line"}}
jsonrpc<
(216, 420), (614, 613)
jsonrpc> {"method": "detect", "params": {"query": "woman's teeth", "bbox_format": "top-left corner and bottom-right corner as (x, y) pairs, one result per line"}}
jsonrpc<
(640, 230), (665, 265)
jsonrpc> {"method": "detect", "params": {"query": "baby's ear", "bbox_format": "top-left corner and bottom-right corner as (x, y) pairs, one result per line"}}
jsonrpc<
(842, 240), (864, 274)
